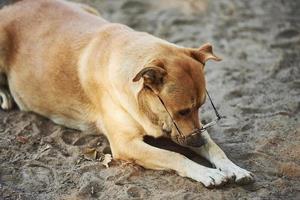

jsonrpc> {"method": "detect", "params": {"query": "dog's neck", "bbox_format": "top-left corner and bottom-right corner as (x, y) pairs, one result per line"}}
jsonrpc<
(79, 27), (173, 137)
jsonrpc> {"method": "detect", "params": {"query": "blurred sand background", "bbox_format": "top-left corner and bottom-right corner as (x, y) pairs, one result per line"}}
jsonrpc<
(0, 0), (299, 199)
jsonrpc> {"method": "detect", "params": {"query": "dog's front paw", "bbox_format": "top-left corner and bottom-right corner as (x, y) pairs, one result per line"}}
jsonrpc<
(201, 168), (229, 188)
(234, 167), (254, 185)
(186, 167), (229, 188)
(216, 161), (254, 185)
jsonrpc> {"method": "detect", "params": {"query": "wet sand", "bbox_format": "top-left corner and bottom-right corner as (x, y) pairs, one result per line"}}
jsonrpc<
(0, 0), (300, 199)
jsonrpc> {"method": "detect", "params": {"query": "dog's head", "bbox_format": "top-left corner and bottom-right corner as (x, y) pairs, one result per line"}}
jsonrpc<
(133, 43), (221, 147)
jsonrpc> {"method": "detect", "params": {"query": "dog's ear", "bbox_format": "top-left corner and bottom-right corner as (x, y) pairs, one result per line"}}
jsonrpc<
(132, 66), (167, 93)
(191, 43), (222, 65)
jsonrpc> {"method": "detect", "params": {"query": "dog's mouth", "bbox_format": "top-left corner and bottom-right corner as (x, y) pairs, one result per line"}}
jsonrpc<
(171, 131), (205, 148)
(161, 124), (205, 147)
(154, 88), (224, 148)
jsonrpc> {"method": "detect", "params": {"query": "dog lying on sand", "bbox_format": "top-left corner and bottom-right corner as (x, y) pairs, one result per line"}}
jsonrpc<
(0, 0), (253, 187)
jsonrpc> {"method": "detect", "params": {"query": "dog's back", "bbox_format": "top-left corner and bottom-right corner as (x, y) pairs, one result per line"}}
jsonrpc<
(0, 0), (107, 129)
(0, 0), (105, 68)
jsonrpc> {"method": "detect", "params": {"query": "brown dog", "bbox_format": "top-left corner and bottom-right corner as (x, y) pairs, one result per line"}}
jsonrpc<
(0, 0), (253, 187)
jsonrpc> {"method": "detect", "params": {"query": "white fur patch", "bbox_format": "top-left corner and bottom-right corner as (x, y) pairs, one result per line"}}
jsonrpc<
(181, 159), (228, 187)
(190, 130), (254, 184)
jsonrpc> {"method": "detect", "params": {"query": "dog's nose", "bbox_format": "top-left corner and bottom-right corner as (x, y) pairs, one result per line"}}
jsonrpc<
(185, 132), (205, 147)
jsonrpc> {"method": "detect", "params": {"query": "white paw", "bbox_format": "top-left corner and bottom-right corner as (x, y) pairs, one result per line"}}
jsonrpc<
(216, 161), (254, 185)
(0, 89), (13, 110)
(185, 165), (229, 188)
(233, 166), (254, 184)
(200, 168), (229, 188)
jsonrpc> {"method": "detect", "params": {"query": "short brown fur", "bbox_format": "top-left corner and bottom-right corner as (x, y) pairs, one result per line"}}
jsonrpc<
(0, 0), (254, 187)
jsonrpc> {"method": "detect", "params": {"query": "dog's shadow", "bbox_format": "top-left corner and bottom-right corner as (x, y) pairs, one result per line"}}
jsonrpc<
(144, 136), (212, 168)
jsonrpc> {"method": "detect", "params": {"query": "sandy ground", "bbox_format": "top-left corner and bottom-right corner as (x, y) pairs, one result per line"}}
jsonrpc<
(0, 0), (300, 199)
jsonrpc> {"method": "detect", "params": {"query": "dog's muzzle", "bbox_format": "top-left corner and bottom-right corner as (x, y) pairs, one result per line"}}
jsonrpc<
(155, 90), (222, 148)
(182, 128), (206, 147)
(185, 129), (205, 147)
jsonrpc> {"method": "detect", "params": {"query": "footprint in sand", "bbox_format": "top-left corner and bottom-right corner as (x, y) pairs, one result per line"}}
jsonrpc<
(61, 129), (104, 146)
(276, 29), (299, 39)
(127, 186), (149, 198)
(225, 89), (244, 100)
(121, 1), (149, 14)
(21, 162), (56, 192)
(78, 173), (105, 198)
(272, 28), (300, 48)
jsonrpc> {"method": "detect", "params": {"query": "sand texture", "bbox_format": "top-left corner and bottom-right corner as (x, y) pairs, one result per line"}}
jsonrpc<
(0, 0), (300, 199)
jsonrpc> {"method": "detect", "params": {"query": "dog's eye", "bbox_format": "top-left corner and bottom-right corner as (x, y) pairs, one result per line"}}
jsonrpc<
(178, 108), (191, 116)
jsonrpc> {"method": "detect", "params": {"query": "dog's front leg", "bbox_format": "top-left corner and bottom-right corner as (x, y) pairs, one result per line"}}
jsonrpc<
(190, 131), (254, 184)
(110, 135), (230, 188)
(96, 96), (228, 187)
(98, 115), (228, 187)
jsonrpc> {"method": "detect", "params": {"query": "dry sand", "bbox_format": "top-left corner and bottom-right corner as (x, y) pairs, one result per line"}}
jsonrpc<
(0, 0), (300, 199)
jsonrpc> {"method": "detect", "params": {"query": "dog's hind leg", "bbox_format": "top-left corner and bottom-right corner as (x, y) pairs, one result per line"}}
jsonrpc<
(0, 74), (13, 110)
(0, 25), (10, 72)
(190, 131), (254, 184)
(0, 29), (13, 110)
